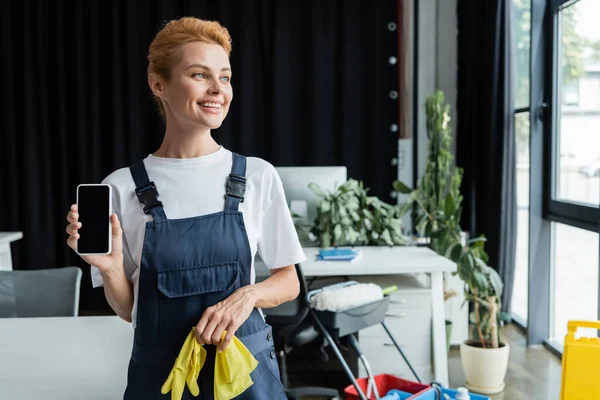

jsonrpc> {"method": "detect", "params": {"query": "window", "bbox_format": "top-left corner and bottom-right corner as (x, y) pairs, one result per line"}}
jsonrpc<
(553, 0), (600, 208)
(512, 112), (530, 322)
(524, 0), (600, 351)
(511, 0), (531, 324)
(513, 0), (531, 110)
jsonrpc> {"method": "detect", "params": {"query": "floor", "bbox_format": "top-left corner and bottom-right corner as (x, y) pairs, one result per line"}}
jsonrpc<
(448, 324), (563, 400)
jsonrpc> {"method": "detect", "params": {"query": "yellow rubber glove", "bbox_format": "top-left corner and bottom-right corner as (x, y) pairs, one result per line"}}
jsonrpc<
(161, 329), (207, 400)
(214, 331), (259, 400)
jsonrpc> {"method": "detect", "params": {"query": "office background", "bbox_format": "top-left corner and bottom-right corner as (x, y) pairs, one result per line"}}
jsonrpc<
(0, 0), (402, 312)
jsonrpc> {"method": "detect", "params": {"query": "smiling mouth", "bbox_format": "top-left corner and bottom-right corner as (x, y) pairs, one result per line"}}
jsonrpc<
(197, 102), (223, 114)
(197, 102), (222, 109)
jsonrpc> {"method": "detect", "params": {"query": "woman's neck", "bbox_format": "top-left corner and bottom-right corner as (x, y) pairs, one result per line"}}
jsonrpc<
(153, 126), (221, 159)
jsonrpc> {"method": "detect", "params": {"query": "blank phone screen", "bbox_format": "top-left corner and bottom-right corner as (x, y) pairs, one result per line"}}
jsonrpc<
(77, 185), (110, 254)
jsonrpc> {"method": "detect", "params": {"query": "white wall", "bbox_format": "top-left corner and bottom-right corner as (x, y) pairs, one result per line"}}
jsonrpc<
(415, 0), (458, 179)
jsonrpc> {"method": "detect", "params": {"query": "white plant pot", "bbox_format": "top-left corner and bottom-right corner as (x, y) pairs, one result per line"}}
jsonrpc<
(460, 341), (510, 394)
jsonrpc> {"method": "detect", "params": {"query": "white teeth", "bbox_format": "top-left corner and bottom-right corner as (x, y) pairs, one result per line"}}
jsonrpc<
(199, 102), (222, 108)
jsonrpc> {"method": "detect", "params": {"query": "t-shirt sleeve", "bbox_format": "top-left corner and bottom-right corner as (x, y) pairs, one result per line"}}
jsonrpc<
(257, 174), (307, 270)
(90, 179), (138, 288)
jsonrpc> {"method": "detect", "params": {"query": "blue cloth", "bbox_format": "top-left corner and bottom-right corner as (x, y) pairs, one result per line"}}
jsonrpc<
(123, 153), (287, 399)
(382, 389), (412, 399)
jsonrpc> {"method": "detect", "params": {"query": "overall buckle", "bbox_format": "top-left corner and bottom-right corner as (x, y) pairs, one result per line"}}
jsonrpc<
(135, 182), (163, 214)
(226, 174), (246, 202)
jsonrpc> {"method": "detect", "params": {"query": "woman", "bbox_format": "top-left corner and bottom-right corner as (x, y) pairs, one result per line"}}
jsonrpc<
(65, 17), (304, 399)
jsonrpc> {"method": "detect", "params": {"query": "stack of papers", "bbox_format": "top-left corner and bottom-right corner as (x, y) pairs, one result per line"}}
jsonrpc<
(316, 248), (361, 261)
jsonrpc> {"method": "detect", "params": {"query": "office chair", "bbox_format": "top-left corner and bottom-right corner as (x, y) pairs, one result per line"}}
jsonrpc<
(0, 267), (82, 317)
(265, 264), (341, 400)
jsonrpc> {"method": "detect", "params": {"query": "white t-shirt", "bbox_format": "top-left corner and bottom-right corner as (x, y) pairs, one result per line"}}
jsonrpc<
(90, 146), (306, 327)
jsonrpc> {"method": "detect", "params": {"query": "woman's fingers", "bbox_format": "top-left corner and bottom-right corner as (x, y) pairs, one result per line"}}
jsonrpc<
(200, 320), (219, 345)
(211, 319), (230, 348)
(66, 204), (78, 222)
(66, 232), (77, 251)
(218, 327), (236, 353)
(110, 214), (123, 256)
(196, 306), (229, 345)
(66, 205), (81, 251)
(66, 221), (82, 236)
(195, 311), (211, 345)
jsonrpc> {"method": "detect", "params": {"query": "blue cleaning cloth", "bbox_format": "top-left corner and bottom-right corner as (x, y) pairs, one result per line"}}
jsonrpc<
(381, 389), (413, 399)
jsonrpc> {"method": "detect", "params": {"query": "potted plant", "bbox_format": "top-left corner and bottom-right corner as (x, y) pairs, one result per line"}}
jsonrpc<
(394, 89), (461, 353)
(394, 90), (509, 394)
(307, 178), (409, 248)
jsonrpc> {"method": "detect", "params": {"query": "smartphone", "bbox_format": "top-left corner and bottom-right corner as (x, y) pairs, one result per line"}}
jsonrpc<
(76, 184), (112, 255)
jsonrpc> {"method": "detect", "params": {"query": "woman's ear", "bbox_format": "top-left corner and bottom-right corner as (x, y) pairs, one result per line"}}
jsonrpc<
(148, 73), (165, 98)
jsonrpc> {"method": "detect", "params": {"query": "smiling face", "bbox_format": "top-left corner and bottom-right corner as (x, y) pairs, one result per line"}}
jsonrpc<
(150, 41), (233, 131)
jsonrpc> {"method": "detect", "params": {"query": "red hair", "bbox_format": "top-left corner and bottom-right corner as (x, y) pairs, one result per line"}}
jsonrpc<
(147, 17), (232, 118)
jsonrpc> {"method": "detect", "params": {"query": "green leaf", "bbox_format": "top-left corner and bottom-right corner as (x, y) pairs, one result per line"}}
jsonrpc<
(468, 236), (487, 248)
(309, 182), (326, 197)
(334, 224), (343, 243)
(473, 270), (489, 292)
(346, 229), (359, 244)
(444, 193), (455, 217)
(321, 231), (331, 248)
(393, 180), (413, 194)
(416, 217), (429, 237)
(485, 266), (504, 298)
(430, 227), (447, 239)
(458, 253), (475, 283)
(362, 209), (374, 221)
(446, 243), (463, 263)
(320, 200), (331, 213)
(380, 229), (393, 246)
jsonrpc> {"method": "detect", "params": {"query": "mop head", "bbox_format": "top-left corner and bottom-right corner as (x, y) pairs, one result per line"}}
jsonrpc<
(309, 283), (383, 312)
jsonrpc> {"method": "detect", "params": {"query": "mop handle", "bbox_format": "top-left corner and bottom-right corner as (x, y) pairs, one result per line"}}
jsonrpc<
(348, 334), (381, 400)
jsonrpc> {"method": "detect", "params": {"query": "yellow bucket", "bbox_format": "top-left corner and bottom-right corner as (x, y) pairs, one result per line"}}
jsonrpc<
(560, 320), (600, 400)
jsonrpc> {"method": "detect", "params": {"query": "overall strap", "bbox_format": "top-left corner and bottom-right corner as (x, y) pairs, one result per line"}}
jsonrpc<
(224, 153), (247, 212)
(129, 160), (167, 221)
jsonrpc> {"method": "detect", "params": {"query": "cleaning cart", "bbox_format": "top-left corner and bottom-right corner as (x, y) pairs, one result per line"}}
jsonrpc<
(307, 281), (430, 400)
(307, 281), (491, 400)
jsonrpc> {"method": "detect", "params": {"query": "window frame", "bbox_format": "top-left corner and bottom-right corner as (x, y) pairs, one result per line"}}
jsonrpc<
(542, 0), (600, 232)
(527, 0), (600, 354)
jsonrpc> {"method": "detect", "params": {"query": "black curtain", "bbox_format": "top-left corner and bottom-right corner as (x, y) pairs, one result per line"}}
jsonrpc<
(456, 0), (517, 313)
(0, 0), (399, 313)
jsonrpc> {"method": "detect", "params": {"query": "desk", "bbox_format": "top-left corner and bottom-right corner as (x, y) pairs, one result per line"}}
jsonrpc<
(257, 245), (456, 387)
(0, 232), (23, 271)
(0, 316), (132, 400)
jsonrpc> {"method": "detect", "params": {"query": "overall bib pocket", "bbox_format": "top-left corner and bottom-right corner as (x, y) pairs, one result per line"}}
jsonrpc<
(157, 262), (240, 342)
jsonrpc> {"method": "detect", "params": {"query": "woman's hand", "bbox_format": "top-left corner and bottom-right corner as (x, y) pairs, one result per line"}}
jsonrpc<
(66, 204), (124, 274)
(195, 287), (257, 352)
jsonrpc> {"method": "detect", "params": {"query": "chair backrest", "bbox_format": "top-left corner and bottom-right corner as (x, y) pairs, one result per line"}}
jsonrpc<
(265, 264), (311, 343)
(0, 267), (82, 318)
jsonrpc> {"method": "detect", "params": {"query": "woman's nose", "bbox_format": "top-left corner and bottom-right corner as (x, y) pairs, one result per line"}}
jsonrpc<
(209, 79), (221, 94)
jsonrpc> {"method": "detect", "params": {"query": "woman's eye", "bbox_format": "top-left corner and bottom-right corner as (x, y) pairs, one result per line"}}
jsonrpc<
(193, 72), (206, 79)
(220, 76), (231, 83)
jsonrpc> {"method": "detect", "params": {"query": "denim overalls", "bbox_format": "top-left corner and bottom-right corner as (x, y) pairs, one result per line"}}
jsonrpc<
(123, 153), (287, 400)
